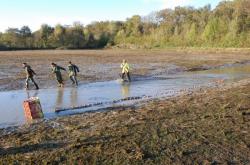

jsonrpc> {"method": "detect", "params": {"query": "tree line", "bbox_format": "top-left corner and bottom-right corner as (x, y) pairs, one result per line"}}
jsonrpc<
(0, 0), (249, 50)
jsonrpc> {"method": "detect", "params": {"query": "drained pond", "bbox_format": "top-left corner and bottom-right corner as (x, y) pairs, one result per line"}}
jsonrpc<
(0, 63), (250, 128)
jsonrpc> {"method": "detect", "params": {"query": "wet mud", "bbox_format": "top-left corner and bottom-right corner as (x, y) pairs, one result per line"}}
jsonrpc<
(0, 78), (249, 164)
(0, 49), (249, 91)
(0, 63), (250, 128)
(0, 49), (249, 163)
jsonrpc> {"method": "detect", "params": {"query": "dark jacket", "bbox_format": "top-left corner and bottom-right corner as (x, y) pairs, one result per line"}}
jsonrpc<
(68, 64), (79, 76)
(24, 65), (36, 77)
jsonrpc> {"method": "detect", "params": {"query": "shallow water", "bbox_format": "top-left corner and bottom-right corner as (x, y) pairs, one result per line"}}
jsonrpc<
(0, 64), (250, 128)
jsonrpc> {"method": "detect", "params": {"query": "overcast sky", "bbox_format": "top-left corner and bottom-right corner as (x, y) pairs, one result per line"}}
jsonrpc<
(0, 0), (223, 32)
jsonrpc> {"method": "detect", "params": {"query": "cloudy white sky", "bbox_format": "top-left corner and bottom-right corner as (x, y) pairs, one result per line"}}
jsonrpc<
(0, 0), (223, 32)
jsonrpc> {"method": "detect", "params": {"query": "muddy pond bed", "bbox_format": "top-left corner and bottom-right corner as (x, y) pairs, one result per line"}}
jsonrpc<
(0, 49), (250, 164)
(0, 74), (249, 164)
(0, 63), (250, 128)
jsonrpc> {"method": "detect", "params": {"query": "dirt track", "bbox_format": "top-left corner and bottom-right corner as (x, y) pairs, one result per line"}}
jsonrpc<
(0, 49), (249, 91)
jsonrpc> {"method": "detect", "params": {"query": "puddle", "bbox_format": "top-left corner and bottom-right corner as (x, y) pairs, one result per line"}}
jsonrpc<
(194, 63), (250, 82)
(0, 64), (250, 128)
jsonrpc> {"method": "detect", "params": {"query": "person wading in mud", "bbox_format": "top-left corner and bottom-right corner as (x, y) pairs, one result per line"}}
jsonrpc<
(68, 61), (80, 86)
(51, 63), (66, 87)
(120, 59), (131, 82)
(22, 63), (39, 90)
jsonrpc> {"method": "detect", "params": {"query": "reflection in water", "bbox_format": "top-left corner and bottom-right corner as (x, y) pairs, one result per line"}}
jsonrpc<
(201, 65), (250, 81)
(56, 88), (64, 108)
(26, 90), (38, 99)
(201, 64), (250, 75)
(1, 64), (250, 128)
(121, 82), (131, 98)
(70, 87), (78, 107)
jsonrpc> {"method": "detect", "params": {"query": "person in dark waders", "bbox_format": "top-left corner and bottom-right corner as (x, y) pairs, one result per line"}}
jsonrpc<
(68, 61), (80, 86)
(120, 59), (131, 82)
(22, 63), (39, 90)
(51, 63), (66, 87)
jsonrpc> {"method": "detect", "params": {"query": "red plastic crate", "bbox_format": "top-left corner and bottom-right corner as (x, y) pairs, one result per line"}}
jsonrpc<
(23, 97), (44, 120)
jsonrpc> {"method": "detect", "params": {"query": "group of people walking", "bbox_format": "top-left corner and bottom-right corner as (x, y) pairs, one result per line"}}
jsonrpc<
(51, 61), (80, 87)
(23, 59), (131, 90)
(23, 61), (80, 90)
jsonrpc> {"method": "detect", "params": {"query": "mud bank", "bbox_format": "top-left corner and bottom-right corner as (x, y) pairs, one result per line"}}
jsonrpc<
(0, 49), (249, 91)
(0, 63), (250, 128)
(0, 78), (250, 164)
(0, 49), (249, 164)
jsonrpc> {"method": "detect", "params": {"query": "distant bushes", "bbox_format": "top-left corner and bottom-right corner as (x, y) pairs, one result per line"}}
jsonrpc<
(0, 0), (249, 50)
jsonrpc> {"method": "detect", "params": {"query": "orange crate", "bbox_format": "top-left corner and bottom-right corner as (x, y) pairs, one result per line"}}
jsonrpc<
(23, 97), (44, 120)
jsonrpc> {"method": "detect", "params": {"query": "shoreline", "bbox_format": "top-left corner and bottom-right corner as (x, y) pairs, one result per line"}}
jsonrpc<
(2, 76), (249, 131)
(0, 77), (249, 163)
(0, 60), (249, 129)
(0, 49), (249, 163)
(0, 49), (249, 91)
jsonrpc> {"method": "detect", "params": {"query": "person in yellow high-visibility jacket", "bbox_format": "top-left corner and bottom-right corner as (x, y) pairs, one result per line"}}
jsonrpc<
(120, 59), (131, 82)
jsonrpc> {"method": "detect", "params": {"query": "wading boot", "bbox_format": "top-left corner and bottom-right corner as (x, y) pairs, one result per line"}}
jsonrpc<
(35, 83), (39, 90)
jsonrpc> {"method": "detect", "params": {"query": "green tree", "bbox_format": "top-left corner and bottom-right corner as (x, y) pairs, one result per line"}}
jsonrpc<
(125, 15), (144, 36)
(2, 28), (20, 48)
(65, 22), (85, 48)
(185, 23), (197, 46)
(54, 24), (66, 47)
(19, 26), (32, 48)
(40, 24), (54, 48)
(0, 0), (249, 49)
(202, 18), (227, 44)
